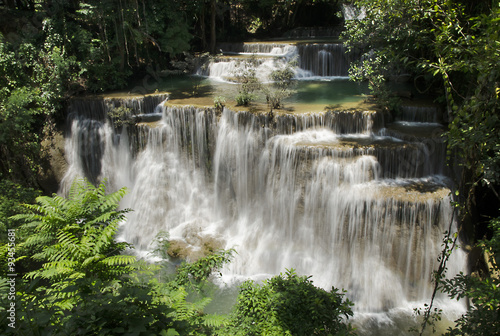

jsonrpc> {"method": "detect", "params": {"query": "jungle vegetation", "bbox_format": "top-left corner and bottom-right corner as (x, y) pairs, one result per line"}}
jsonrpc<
(0, 0), (499, 335)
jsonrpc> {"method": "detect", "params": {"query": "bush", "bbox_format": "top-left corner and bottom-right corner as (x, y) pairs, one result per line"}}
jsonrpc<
(220, 269), (354, 336)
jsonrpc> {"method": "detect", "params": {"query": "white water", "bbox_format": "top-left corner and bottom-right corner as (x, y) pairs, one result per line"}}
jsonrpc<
(62, 96), (467, 333)
(197, 42), (354, 81)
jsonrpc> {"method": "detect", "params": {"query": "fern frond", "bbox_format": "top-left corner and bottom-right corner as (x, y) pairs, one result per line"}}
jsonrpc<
(96, 180), (108, 198)
(202, 313), (230, 328)
(81, 254), (104, 267)
(191, 296), (212, 312)
(46, 249), (73, 262)
(98, 187), (128, 210)
(10, 212), (40, 222)
(166, 288), (188, 306)
(0, 277), (9, 295)
(25, 232), (54, 247)
(34, 196), (68, 218)
(19, 220), (43, 229)
(51, 299), (75, 311)
(87, 211), (119, 227)
(56, 230), (79, 247)
(91, 221), (120, 251)
(100, 255), (136, 267)
(67, 271), (86, 280)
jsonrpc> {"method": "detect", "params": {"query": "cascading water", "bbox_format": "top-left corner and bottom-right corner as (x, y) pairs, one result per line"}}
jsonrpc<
(62, 94), (168, 194)
(297, 43), (352, 77)
(196, 41), (355, 81)
(61, 94), (467, 333)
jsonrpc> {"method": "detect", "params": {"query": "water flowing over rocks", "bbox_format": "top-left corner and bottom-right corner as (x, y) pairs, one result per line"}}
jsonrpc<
(60, 92), (466, 327)
(57, 31), (469, 329)
(198, 40), (359, 81)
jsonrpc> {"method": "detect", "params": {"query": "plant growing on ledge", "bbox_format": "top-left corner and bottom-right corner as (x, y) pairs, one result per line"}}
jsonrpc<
(108, 105), (134, 129)
(214, 96), (226, 114)
(233, 56), (261, 106)
(264, 59), (297, 110)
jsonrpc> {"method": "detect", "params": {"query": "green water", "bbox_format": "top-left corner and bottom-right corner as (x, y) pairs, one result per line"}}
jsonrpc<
(149, 75), (370, 111)
(292, 79), (369, 105)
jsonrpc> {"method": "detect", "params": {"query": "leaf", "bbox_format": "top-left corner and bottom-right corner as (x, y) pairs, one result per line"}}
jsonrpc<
(166, 329), (180, 336)
(202, 313), (229, 327)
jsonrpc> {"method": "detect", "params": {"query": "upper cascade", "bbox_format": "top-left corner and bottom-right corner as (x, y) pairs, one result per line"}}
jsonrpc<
(196, 41), (357, 81)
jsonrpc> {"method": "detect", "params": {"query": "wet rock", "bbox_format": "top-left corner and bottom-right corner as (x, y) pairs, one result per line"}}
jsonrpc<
(38, 129), (67, 194)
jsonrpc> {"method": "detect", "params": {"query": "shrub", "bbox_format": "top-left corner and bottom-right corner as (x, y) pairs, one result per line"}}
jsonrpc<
(220, 269), (354, 336)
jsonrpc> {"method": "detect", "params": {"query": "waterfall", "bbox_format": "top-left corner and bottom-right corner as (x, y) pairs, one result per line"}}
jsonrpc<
(197, 41), (357, 81)
(297, 43), (352, 77)
(61, 94), (467, 334)
(397, 105), (443, 123)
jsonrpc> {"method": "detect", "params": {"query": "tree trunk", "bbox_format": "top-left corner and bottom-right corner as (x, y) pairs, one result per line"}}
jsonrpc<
(210, 0), (216, 54)
(200, 5), (207, 51)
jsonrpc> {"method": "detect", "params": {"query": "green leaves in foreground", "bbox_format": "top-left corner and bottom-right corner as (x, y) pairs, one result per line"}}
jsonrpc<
(13, 179), (134, 283)
(0, 179), (235, 335)
(220, 269), (355, 336)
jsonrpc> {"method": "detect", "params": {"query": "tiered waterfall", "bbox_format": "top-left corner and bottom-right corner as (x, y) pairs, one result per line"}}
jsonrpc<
(61, 41), (466, 334)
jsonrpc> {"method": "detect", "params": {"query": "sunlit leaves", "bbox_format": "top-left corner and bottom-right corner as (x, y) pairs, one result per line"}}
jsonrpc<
(13, 179), (133, 284)
(219, 269), (354, 336)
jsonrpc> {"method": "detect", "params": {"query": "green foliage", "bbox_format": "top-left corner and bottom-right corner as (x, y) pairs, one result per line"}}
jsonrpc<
(151, 230), (172, 262)
(0, 27), (80, 183)
(220, 269), (354, 336)
(0, 179), (236, 335)
(0, 1), (201, 184)
(347, 53), (400, 111)
(108, 105), (133, 128)
(235, 91), (254, 106)
(235, 0), (343, 36)
(345, 3), (500, 335)
(439, 214), (500, 336)
(174, 249), (235, 293)
(13, 179), (133, 283)
(214, 96), (226, 114)
(0, 181), (40, 243)
(344, 1), (500, 186)
(56, 279), (179, 336)
(247, 17), (263, 34)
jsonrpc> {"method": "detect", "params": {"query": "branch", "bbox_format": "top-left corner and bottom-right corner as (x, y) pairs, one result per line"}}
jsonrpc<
(419, 207), (461, 336)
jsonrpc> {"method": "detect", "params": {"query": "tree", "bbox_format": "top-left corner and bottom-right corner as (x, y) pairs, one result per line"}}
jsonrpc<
(0, 0), (200, 189)
(343, 0), (500, 229)
(210, 0), (217, 54)
(233, 57), (261, 106)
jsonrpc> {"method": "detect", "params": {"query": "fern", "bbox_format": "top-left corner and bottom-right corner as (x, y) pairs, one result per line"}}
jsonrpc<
(101, 255), (136, 267)
(14, 178), (136, 285)
(203, 313), (230, 328)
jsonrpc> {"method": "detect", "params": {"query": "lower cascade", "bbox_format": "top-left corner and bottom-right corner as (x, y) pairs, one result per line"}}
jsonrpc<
(62, 95), (467, 334)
